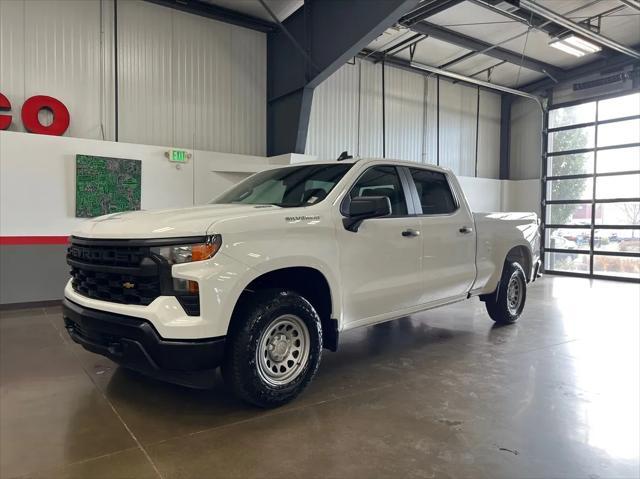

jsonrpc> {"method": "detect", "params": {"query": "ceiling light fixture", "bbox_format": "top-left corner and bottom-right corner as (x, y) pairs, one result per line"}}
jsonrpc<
(549, 34), (602, 57)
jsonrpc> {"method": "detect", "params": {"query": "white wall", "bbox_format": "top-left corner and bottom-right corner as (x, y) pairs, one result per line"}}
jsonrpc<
(0, 131), (274, 236)
(305, 59), (502, 179)
(0, 0), (266, 156)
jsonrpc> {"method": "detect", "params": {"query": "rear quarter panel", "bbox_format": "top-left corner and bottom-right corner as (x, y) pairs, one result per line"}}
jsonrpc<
(474, 212), (540, 294)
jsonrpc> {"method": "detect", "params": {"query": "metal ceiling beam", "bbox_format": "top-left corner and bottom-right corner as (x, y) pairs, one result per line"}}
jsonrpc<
(407, 60), (542, 102)
(399, 0), (465, 26)
(360, 49), (542, 102)
(520, 43), (640, 92)
(618, 0), (640, 11)
(381, 33), (424, 57)
(518, 0), (640, 60)
(409, 21), (564, 77)
(144, 0), (276, 32)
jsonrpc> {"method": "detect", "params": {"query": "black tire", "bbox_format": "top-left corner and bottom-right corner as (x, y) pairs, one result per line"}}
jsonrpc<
(485, 262), (527, 324)
(222, 289), (322, 408)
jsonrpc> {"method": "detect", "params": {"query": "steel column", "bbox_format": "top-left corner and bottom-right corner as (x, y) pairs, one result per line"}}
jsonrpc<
(499, 95), (512, 180)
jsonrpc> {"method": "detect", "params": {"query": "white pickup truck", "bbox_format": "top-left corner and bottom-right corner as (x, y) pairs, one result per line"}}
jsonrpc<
(63, 159), (540, 407)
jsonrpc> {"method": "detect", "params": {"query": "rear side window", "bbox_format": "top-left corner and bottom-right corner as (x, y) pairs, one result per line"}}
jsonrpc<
(349, 166), (408, 215)
(409, 168), (457, 215)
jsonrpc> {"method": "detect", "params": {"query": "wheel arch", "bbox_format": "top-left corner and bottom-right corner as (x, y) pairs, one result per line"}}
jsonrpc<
(505, 245), (533, 282)
(229, 266), (339, 351)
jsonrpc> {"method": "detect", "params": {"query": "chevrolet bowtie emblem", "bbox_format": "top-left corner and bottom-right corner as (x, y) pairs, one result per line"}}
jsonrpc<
(122, 282), (135, 289)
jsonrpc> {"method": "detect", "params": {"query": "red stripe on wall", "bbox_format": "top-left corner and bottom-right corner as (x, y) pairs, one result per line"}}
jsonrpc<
(0, 236), (69, 245)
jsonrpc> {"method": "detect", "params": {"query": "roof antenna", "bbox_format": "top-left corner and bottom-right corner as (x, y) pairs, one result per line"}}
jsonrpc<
(337, 151), (353, 161)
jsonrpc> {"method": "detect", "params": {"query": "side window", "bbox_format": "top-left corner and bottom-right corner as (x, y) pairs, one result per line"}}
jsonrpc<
(349, 166), (408, 215)
(409, 168), (457, 215)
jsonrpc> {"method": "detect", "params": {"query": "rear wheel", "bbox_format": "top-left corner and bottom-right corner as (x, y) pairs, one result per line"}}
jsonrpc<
(485, 262), (527, 324)
(223, 289), (322, 408)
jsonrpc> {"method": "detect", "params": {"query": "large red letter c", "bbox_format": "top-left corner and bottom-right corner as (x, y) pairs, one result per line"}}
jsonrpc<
(21, 95), (70, 136)
(0, 93), (11, 130)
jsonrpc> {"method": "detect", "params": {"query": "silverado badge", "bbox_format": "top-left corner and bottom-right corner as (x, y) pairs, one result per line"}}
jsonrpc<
(122, 282), (135, 289)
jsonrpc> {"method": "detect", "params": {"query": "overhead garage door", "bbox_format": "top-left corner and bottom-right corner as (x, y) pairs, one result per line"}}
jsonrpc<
(543, 91), (640, 282)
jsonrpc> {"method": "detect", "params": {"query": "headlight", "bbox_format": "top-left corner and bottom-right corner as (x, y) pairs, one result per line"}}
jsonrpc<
(151, 235), (222, 295)
(151, 235), (222, 265)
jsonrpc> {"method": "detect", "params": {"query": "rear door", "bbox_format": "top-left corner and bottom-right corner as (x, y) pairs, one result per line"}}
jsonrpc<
(337, 165), (423, 325)
(404, 167), (476, 303)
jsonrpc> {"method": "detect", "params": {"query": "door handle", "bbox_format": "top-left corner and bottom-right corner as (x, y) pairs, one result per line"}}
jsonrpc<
(402, 229), (421, 237)
(459, 226), (473, 234)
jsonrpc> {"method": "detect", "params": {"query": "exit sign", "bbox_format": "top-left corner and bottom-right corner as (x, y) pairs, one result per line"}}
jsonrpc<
(165, 149), (192, 163)
(169, 149), (189, 162)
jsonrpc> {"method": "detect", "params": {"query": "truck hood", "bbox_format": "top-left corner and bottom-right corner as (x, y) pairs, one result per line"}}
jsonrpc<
(73, 204), (281, 239)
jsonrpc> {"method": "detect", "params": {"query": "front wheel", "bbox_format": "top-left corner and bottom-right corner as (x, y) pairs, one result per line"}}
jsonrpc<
(222, 289), (322, 408)
(485, 262), (527, 324)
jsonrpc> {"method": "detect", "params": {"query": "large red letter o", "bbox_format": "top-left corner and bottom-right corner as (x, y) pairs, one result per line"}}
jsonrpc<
(21, 95), (70, 136)
(0, 93), (11, 130)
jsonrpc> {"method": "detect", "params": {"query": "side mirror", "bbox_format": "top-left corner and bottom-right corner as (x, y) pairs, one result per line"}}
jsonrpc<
(343, 196), (392, 232)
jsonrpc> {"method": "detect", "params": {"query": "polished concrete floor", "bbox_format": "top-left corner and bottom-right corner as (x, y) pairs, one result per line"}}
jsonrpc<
(1, 276), (639, 478)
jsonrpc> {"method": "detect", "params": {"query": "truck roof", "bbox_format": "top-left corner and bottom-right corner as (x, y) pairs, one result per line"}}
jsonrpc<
(287, 158), (452, 174)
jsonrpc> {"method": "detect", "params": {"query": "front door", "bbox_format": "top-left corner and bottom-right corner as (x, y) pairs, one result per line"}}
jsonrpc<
(336, 165), (423, 325)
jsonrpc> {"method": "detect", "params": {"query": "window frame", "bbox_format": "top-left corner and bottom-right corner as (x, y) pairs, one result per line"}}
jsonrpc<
(542, 89), (640, 283)
(340, 165), (416, 217)
(402, 166), (461, 217)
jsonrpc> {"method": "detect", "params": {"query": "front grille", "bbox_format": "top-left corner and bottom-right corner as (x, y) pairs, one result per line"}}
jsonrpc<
(68, 239), (161, 306)
(70, 266), (161, 305)
(68, 243), (147, 267)
(68, 237), (201, 315)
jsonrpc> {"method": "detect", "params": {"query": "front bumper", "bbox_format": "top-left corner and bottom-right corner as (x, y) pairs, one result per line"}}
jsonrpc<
(62, 298), (226, 388)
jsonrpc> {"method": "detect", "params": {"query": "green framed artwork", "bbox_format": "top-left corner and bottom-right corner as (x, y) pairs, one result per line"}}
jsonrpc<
(75, 154), (142, 218)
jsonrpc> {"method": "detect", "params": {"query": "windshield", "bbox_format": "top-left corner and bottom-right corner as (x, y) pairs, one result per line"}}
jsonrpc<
(211, 164), (354, 207)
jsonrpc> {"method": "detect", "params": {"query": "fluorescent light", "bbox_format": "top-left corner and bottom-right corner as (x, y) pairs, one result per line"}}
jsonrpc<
(549, 34), (602, 57)
(565, 35), (602, 53)
(550, 39), (586, 57)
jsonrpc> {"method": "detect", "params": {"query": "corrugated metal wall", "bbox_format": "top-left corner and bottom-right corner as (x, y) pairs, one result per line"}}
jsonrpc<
(305, 59), (502, 178)
(477, 90), (501, 179)
(0, 0), (266, 156)
(0, 0), (109, 140)
(510, 97), (542, 180)
(305, 61), (359, 161)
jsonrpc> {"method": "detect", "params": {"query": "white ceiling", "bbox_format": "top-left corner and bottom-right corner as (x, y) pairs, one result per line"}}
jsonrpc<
(201, 0), (302, 22)
(366, 0), (640, 88)
(198, 0), (639, 88)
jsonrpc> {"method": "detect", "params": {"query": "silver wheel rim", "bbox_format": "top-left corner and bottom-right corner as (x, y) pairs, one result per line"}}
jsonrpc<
(506, 273), (523, 315)
(256, 314), (310, 387)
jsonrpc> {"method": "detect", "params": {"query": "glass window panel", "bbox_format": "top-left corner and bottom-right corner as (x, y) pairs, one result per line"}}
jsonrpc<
(409, 168), (457, 215)
(594, 202), (640, 226)
(596, 146), (640, 174)
(545, 252), (590, 274)
(598, 92), (640, 121)
(349, 166), (408, 215)
(549, 102), (596, 128)
(546, 203), (593, 226)
(548, 152), (594, 176)
(548, 126), (595, 153)
(596, 174), (640, 200)
(597, 119), (640, 148)
(547, 177), (593, 201)
(545, 228), (591, 250)
(594, 229), (640, 253)
(593, 255), (640, 280)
